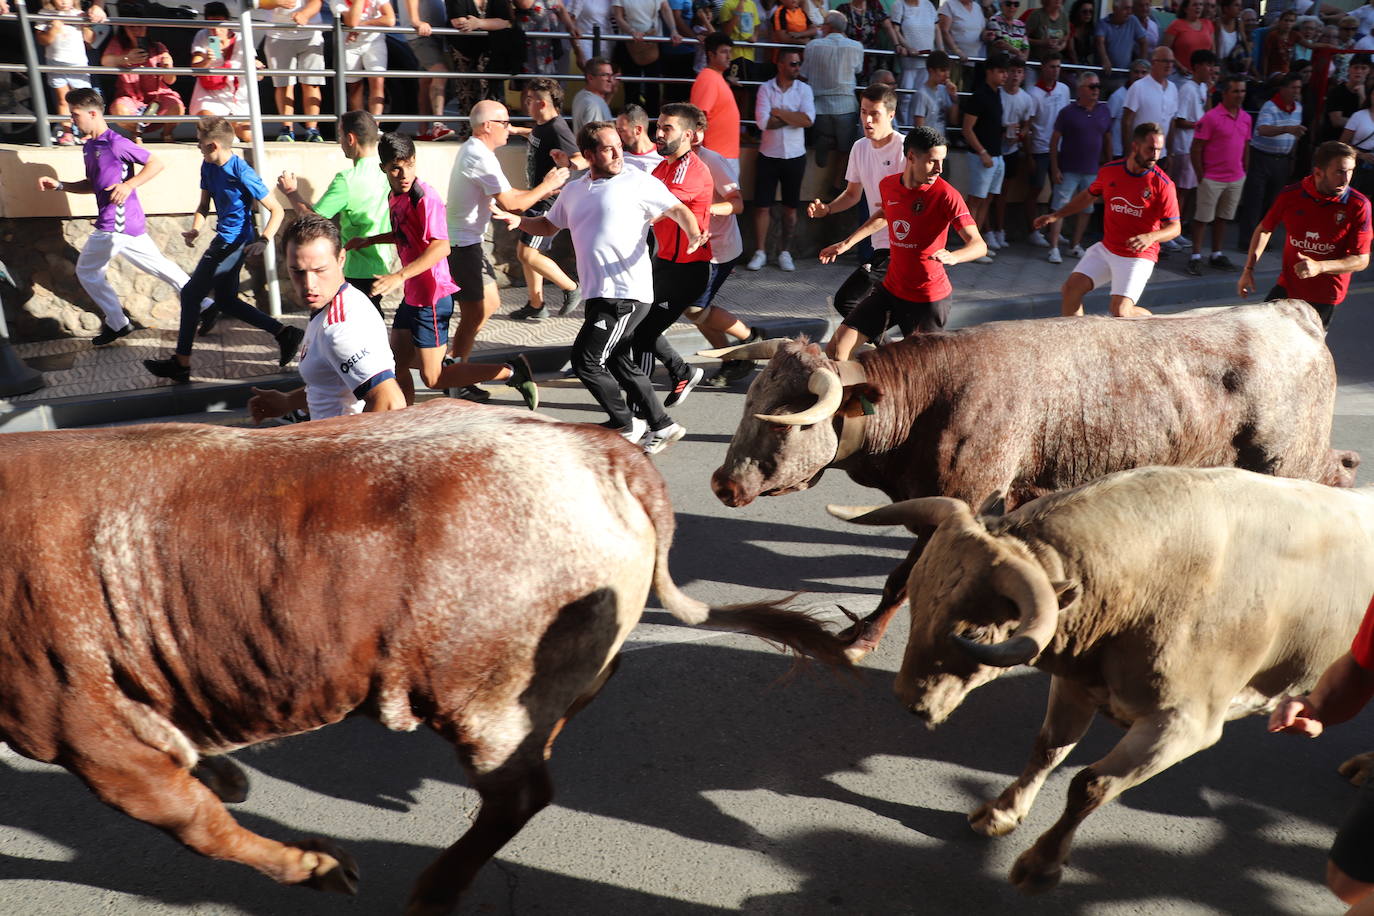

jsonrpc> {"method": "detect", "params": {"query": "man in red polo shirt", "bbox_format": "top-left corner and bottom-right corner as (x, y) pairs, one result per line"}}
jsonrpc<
(1034, 120), (1180, 318)
(1239, 140), (1372, 330)
(632, 102), (716, 408)
(819, 126), (988, 362)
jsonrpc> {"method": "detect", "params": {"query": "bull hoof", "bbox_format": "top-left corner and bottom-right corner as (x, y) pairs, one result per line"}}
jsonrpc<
(837, 617), (881, 663)
(1009, 850), (1063, 895)
(1339, 752), (1374, 787)
(191, 756), (249, 804)
(287, 838), (360, 895)
(968, 802), (1022, 837)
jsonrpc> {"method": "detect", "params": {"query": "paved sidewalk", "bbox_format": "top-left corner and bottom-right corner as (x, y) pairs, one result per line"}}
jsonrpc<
(0, 241), (1276, 429)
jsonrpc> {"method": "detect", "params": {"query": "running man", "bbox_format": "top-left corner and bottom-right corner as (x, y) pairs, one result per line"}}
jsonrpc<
(37, 87), (212, 347)
(248, 214), (405, 422)
(1033, 121), (1180, 318)
(1239, 140), (1372, 331)
(819, 126), (987, 362)
(511, 120), (707, 454)
(143, 116), (303, 383)
(347, 132), (539, 408)
(277, 109), (395, 314)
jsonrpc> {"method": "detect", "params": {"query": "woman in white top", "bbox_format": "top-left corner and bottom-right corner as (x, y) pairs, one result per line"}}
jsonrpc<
(338, 0), (395, 115)
(1341, 96), (1374, 198)
(189, 5), (252, 141)
(892, 0), (942, 127)
(938, 0), (985, 61)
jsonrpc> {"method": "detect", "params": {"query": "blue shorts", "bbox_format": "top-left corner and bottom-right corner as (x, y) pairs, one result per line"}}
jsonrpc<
(394, 294), (454, 349)
(1051, 171), (1097, 212)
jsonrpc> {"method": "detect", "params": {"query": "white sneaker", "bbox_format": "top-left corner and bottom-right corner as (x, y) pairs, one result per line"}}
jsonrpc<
(1176, 236), (1193, 249)
(1069, 244), (1086, 258)
(745, 250), (767, 271)
(975, 254), (995, 264)
(985, 231), (1002, 250)
(642, 422), (686, 455)
(778, 251), (795, 271)
(997, 230), (1010, 248)
(1028, 228), (1051, 248)
(1047, 247), (1063, 264)
(619, 417), (647, 443)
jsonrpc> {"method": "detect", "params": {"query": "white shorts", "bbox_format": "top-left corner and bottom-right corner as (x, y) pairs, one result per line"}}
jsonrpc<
(263, 35), (326, 87)
(344, 36), (386, 77)
(48, 72), (92, 89)
(1073, 241), (1156, 304)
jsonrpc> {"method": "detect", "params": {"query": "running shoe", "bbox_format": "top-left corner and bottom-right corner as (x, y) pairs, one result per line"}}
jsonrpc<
(745, 250), (767, 271)
(56, 130), (77, 146)
(430, 123), (455, 141)
(664, 366), (704, 408)
(1161, 239), (1182, 253)
(196, 305), (221, 337)
(1047, 247), (1063, 264)
(143, 356), (190, 383)
(616, 416), (647, 443)
(92, 323), (132, 347)
(452, 385), (492, 402)
(505, 353), (539, 410)
(1186, 257), (1203, 276)
(558, 284), (582, 316)
(975, 254), (994, 264)
(1209, 253), (1237, 272)
(276, 131), (296, 142)
(1069, 244), (1086, 258)
(778, 251), (796, 271)
(509, 302), (545, 321)
(641, 422), (686, 455)
(985, 231), (1003, 250)
(276, 324), (304, 367)
(1027, 229), (1051, 248)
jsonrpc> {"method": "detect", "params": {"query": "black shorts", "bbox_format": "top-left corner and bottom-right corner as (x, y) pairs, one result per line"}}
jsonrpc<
(518, 200), (559, 252)
(1332, 774), (1374, 883)
(833, 249), (890, 319)
(843, 283), (950, 341)
(754, 154), (807, 209)
(1267, 283), (1335, 329)
(448, 242), (497, 300)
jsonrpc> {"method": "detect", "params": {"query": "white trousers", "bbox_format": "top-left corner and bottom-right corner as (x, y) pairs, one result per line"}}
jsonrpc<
(75, 230), (209, 331)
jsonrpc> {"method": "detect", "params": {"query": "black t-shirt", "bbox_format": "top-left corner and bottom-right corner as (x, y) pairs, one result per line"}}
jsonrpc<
(526, 117), (578, 189)
(964, 83), (1004, 157)
(1324, 84), (1366, 143)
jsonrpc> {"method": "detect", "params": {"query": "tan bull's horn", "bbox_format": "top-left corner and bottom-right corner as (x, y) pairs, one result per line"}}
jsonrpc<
(953, 557), (1060, 668)
(755, 367), (844, 426)
(827, 497), (968, 530)
(697, 338), (788, 360)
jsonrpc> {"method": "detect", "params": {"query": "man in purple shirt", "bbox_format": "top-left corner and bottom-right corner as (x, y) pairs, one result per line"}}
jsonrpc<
(1047, 74), (1112, 259)
(36, 87), (211, 347)
(1189, 75), (1250, 273)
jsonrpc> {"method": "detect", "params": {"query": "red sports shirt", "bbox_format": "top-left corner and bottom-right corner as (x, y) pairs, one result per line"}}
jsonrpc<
(1089, 158), (1180, 262)
(879, 173), (975, 302)
(1261, 176), (1373, 306)
(652, 151), (714, 264)
(1351, 594), (1374, 669)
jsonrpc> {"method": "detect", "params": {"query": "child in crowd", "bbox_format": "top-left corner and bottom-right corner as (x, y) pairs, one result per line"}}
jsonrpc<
(346, 132), (539, 408)
(34, 0), (93, 146)
(102, 1), (185, 143)
(189, 1), (252, 142)
(339, 0), (393, 116)
(259, 0), (326, 141)
(143, 116), (303, 383)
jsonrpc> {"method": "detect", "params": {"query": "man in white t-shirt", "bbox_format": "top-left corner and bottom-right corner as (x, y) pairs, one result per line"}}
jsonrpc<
(1107, 58), (1149, 158)
(1166, 48), (1215, 254)
(615, 104), (664, 172)
(1121, 46), (1177, 159)
(445, 100), (567, 364)
(1024, 53), (1071, 248)
(513, 120), (707, 455)
(808, 84), (906, 323)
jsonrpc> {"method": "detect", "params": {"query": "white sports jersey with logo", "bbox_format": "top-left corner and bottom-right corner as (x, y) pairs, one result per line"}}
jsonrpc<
(299, 284), (396, 420)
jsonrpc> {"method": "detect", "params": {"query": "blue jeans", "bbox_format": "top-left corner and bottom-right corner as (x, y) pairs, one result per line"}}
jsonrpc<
(176, 236), (283, 356)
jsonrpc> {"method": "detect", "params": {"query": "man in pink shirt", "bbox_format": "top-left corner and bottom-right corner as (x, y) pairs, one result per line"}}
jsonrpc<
(691, 33), (741, 164)
(1189, 74), (1250, 273)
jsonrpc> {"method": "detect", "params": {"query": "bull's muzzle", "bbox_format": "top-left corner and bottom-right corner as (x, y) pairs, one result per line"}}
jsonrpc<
(711, 467), (756, 507)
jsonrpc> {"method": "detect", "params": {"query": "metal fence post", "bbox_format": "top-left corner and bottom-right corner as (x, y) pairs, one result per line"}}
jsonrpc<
(238, 9), (283, 319)
(592, 24), (600, 60)
(333, 15), (347, 124)
(16, 4), (53, 147)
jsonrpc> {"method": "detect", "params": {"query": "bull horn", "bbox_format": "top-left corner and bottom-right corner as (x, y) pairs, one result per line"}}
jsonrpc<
(953, 557), (1060, 668)
(826, 497), (968, 530)
(697, 338), (787, 360)
(755, 366), (844, 426)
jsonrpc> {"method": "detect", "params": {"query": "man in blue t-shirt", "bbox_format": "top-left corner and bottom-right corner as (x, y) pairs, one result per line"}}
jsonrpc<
(144, 116), (304, 384)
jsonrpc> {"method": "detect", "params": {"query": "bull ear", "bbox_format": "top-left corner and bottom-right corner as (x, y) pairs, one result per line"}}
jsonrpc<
(976, 490), (1007, 519)
(1052, 579), (1081, 609)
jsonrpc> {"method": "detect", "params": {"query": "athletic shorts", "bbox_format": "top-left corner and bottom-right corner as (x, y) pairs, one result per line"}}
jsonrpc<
(833, 248), (890, 319)
(1074, 241), (1156, 304)
(263, 35), (326, 87)
(682, 256), (738, 318)
(409, 35), (451, 69)
(753, 153), (807, 209)
(1194, 177), (1244, 223)
(1028, 152), (1052, 190)
(1267, 283), (1335, 329)
(1332, 772), (1374, 883)
(393, 294), (454, 349)
(448, 242), (497, 298)
(1051, 171), (1096, 212)
(344, 37), (387, 76)
(965, 152), (1006, 198)
(843, 284), (950, 340)
(517, 200), (559, 252)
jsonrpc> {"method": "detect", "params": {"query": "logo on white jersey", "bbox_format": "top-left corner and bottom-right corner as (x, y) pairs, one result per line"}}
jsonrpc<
(892, 219), (911, 240)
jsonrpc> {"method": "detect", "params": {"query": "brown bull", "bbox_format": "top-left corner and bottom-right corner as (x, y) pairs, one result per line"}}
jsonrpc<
(0, 400), (851, 915)
(708, 301), (1359, 660)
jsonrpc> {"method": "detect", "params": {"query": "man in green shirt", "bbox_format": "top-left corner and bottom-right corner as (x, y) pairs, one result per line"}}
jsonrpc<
(278, 109), (395, 314)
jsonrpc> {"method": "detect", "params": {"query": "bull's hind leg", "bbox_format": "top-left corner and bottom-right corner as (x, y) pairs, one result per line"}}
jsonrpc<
(970, 676), (1096, 837)
(1009, 707), (1224, 894)
(191, 755), (249, 803)
(62, 729), (357, 893)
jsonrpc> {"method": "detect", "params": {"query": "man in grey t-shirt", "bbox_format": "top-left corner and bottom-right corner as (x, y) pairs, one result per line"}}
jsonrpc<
(572, 57), (616, 132)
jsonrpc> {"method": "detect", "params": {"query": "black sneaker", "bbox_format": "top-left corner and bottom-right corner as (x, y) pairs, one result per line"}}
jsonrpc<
(452, 385), (492, 403)
(143, 356), (191, 383)
(1209, 253), (1237, 272)
(1186, 258), (1202, 276)
(557, 284), (582, 316)
(276, 324), (304, 367)
(505, 353), (539, 410)
(664, 366), (704, 408)
(196, 305), (221, 337)
(92, 323), (133, 347)
(509, 303), (545, 321)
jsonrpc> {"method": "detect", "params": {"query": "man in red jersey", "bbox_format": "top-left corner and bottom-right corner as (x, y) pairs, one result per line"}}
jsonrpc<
(632, 102), (716, 408)
(818, 126), (988, 362)
(1239, 140), (1372, 331)
(1034, 121), (1180, 318)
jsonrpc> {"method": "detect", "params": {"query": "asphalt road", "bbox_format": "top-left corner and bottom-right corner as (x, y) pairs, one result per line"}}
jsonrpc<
(4, 299), (1374, 915)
